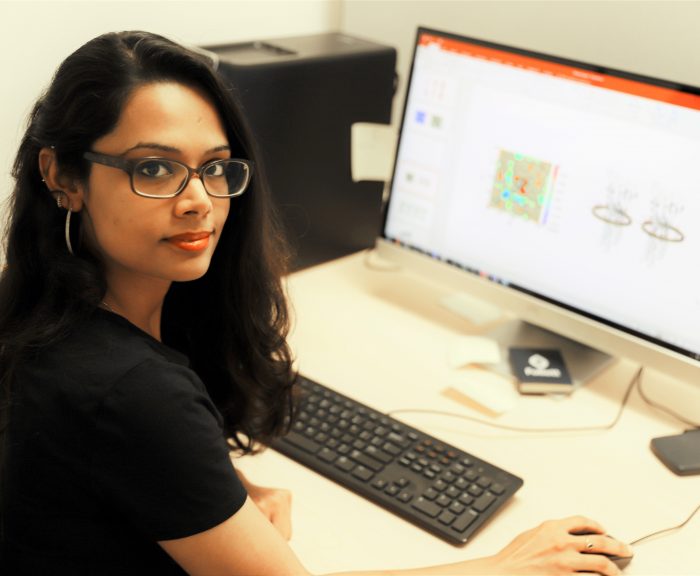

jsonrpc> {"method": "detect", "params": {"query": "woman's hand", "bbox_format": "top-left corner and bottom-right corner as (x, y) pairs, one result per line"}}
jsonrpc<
(474, 515), (633, 575)
(235, 469), (293, 540)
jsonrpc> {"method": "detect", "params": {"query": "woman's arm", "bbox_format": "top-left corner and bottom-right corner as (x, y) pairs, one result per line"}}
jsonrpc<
(159, 496), (309, 576)
(160, 509), (631, 576)
(235, 468), (293, 540)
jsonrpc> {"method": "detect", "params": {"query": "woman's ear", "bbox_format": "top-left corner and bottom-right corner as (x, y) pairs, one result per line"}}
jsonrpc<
(38, 147), (86, 211)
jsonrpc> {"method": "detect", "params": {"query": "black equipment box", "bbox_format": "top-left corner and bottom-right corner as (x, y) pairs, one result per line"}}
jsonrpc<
(203, 33), (397, 269)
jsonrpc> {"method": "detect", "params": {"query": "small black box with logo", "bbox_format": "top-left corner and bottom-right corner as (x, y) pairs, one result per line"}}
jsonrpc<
(509, 348), (574, 395)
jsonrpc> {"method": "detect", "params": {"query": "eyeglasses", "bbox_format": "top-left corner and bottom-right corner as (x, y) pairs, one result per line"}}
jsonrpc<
(83, 151), (253, 198)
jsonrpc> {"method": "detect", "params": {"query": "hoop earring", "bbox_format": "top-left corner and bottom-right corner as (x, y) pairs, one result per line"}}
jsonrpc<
(52, 191), (74, 255)
(65, 208), (74, 255)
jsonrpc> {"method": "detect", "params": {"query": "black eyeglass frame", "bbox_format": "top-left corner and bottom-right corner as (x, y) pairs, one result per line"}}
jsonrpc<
(83, 151), (254, 199)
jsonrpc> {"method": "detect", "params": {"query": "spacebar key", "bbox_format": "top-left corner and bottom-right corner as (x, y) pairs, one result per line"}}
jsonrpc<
(284, 431), (321, 454)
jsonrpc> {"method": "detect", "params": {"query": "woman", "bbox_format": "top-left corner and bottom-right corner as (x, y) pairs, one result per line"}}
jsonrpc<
(0, 31), (632, 575)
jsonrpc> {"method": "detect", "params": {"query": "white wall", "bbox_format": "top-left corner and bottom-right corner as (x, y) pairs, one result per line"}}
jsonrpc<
(341, 0), (700, 128)
(0, 0), (341, 203)
(3, 1), (700, 204)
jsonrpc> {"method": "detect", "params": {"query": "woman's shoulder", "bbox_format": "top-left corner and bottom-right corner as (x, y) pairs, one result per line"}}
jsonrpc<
(66, 308), (187, 368)
(22, 309), (196, 406)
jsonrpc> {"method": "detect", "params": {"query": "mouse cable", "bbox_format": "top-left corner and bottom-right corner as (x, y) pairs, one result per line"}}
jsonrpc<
(629, 502), (700, 546)
(386, 366), (643, 434)
(636, 370), (700, 429)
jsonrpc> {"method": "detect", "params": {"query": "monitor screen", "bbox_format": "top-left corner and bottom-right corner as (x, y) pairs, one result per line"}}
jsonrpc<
(379, 27), (700, 387)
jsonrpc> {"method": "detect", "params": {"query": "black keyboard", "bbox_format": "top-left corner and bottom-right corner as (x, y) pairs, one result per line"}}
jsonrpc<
(271, 375), (523, 545)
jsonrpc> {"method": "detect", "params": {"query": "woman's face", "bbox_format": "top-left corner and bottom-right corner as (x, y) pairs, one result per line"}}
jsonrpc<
(77, 81), (232, 295)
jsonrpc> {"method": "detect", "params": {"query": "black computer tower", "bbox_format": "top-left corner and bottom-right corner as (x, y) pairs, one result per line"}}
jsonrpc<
(203, 33), (396, 269)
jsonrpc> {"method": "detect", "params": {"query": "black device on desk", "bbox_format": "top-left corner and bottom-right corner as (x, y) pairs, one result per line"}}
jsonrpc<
(202, 33), (396, 270)
(272, 376), (523, 545)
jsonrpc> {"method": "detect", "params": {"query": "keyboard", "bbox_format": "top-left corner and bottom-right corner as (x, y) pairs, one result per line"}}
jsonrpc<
(271, 375), (523, 545)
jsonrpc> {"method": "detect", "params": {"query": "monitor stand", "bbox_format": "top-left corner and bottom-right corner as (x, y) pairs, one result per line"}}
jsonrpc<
(484, 319), (614, 387)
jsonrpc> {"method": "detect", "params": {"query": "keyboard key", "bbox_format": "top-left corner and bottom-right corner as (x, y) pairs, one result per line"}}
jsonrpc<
(397, 491), (412, 503)
(318, 448), (337, 463)
(382, 442), (402, 456)
(412, 497), (441, 518)
(372, 478), (387, 490)
(458, 493), (474, 506)
(387, 432), (410, 447)
(491, 482), (505, 495)
(370, 436), (384, 447)
(436, 494), (451, 507)
(352, 466), (374, 482)
(433, 479), (448, 492)
(473, 492), (497, 512)
(438, 510), (456, 525)
(384, 484), (400, 496)
(468, 484), (483, 497)
(445, 486), (460, 499)
(423, 488), (438, 500)
(477, 476), (492, 489)
(334, 456), (355, 472)
(452, 509), (479, 533)
(442, 471), (456, 483)
(285, 431), (321, 454)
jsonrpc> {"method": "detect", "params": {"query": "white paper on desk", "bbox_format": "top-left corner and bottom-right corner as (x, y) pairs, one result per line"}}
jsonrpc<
(449, 369), (517, 415)
(447, 335), (501, 368)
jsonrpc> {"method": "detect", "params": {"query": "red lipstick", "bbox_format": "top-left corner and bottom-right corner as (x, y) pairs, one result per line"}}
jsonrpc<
(167, 231), (211, 252)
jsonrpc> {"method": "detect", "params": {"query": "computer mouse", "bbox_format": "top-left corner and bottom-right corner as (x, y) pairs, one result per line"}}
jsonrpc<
(570, 530), (633, 571)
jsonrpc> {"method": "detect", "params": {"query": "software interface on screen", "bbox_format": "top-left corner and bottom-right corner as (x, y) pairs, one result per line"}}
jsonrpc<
(384, 30), (700, 364)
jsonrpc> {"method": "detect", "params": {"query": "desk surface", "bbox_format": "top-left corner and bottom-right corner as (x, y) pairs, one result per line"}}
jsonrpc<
(234, 251), (700, 575)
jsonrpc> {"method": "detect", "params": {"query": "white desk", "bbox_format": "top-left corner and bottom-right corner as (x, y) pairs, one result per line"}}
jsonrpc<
(235, 251), (700, 575)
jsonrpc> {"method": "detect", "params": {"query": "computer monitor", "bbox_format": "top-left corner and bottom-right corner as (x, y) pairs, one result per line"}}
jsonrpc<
(377, 28), (700, 421)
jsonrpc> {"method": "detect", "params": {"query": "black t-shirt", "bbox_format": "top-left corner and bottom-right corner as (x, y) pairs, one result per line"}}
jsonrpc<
(1, 309), (247, 575)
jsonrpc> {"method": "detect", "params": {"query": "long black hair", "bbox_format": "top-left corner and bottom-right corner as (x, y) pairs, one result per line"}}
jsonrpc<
(0, 31), (295, 457)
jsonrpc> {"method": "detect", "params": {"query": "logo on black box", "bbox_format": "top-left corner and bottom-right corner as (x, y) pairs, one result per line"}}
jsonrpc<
(523, 353), (562, 378)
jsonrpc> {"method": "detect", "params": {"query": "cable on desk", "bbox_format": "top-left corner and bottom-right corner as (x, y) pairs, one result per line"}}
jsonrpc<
(387, 366), (643, 435)
(629, 502), (700, 546)
(637, 370), (700, 429)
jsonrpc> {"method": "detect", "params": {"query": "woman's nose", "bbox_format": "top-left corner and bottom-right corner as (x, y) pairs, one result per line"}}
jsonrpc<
(175, 173), (212, 216)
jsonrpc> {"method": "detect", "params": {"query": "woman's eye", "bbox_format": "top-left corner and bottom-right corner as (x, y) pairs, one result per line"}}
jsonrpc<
(204, 162), (226, 177)
(137, 160), (174, 178)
